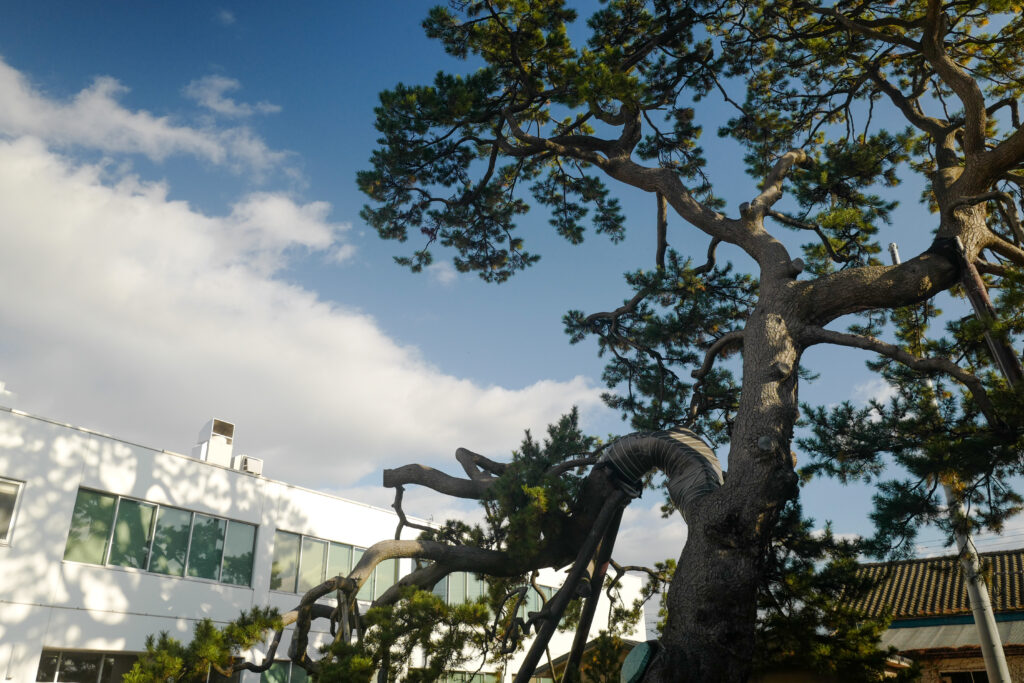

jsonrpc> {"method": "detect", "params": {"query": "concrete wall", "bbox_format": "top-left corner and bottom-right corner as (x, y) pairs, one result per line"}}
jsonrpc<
(0, 406), (645, 681)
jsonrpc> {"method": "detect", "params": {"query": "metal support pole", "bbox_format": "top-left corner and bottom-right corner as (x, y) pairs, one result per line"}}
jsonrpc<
(890, 243), (1011, 683)
(951, 237), (1024, 386)
(563, 505), (625, 680)
(513, 488), (629, 683)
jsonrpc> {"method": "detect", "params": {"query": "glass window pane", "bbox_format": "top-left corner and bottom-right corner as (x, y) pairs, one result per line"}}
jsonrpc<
(290, 665), (309, 683)
(432, 575), (448, 603)
(108, 498), (155, 568)
(327, 542), (351, 579)
(56, 651), (102, 682)
(449, 572), (466, 605)
(270, 531), (301, 592)
(149, 507), (191, 577)
(373, 558), (397, 600)
(466, 574), (483, 603)
(354, 548), (373, 601)
(187, 513), (226, 580)
(0, 479), (20, 542)
(298, 537), (327, 593)
(64, 489), (116, 564)
(260, 661), (289, 683)
(98, 654), (136, 683)
(221, 521), (256, 586)
(35, 650), (59, 681)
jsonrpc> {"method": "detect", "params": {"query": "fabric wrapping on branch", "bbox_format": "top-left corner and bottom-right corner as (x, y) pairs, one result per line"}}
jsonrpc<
(599, 428), (723, 523)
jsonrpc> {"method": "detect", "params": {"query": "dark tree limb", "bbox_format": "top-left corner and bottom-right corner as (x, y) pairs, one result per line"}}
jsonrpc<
(691, 331), (745, 383)
(803, 326), (1000, 425)
(456, 446), (508, 481)
(383, 464), (494, 499)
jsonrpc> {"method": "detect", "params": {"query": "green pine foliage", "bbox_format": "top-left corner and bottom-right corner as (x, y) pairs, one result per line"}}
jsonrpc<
(753, 502), (919, 682)
(123, 607), (281, 683)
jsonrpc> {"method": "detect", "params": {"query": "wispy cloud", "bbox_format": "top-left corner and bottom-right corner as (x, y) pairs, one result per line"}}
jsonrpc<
(852, 377), (898, 405)
(0, 56), (287, 175)
(184, 75), (281, 118)
(215, 9), (236, 26)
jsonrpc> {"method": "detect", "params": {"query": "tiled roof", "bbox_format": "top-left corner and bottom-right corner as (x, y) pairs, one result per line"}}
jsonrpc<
(854, 548), (1024, 620)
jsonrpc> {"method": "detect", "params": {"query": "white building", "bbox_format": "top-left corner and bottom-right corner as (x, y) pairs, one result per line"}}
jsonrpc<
(0, 406), (644, 682)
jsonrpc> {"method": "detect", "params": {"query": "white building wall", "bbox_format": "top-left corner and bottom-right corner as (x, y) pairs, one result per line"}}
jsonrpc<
(0, 406), (645, 681)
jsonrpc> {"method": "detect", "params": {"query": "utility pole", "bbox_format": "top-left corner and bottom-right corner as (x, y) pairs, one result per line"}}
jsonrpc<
(889, 243), (1012, 683)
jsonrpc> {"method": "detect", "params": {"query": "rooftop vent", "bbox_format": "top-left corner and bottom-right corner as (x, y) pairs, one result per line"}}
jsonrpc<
(191, 418), (235, 467)
(232, 454), (263, 476)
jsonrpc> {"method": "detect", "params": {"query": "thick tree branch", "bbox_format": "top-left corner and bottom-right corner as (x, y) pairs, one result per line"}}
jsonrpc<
(803, 326), (1000, 424)
(975, 258), (1014, 277)
(865, 63), (948, 138)
(456, 447), (508, 481)
(749, 150), (808, 216)
(921, 0), (987, 156)
(797, 252), (958, 325)
(383, 464), (494, 499)
(985, 233), (1024, 266)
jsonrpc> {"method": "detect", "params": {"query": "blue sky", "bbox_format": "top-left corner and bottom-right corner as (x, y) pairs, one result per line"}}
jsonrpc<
(0, 2), (1015, 565)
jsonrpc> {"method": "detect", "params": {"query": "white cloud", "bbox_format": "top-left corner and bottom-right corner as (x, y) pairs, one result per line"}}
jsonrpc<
(215, 9), (236, 26)
(0, 136), (606, 488)
(184, 76), (281, 118)
(614, 501), (687, 569)
(852, 377), (898, 406)
(426, 261), (458, 286)
(0, 56), (287, 174)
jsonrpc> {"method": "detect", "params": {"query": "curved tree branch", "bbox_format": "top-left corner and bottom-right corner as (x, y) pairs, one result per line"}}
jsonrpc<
(803, 326), (1000, 424)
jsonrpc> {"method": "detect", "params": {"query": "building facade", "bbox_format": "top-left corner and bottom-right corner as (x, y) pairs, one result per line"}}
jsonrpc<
(0, 406), (644, 682)
(855, 549), (1024, 682)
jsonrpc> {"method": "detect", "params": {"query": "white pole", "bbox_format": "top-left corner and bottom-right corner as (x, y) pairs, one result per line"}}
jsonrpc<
(888, 243), (1010, 683)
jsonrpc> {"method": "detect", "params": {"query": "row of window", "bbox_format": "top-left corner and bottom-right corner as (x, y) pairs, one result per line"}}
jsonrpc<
(269, 530), (398, 601)
(64, 489), (257, 586)
(432, 572), (554, 621)
(35, 650), (239, 683)
(53, 487), (399, 598)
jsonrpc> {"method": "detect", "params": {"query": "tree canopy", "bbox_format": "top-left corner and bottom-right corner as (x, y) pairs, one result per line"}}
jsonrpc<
(138, 1), (1024, 681)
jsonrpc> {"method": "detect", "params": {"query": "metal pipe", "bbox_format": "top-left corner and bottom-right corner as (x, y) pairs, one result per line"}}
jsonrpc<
(513, 488), (629, 683)
(563, 505), (625, 679)
(889, 243), (1011, 683)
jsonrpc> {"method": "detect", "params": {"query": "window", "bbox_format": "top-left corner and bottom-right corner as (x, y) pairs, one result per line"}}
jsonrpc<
(442, 672), (499, 683)
(270, 531), (397, 599)
(431, 573), (553, 619)
(36, 649), (240, 683)
(0, 477), (23, 543)
(62, 488), (256, 587)
(260, 661), (309, 683)
(433, 571), (486, 605)
(941, 673), (989, 683)
(35, 650), (137, 682)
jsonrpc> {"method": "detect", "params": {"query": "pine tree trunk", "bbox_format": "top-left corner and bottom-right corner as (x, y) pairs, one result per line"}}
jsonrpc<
(645, 302), (803, 683)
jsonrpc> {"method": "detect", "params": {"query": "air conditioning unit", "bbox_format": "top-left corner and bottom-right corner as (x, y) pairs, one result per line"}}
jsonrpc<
(238, 455), (263, 476)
